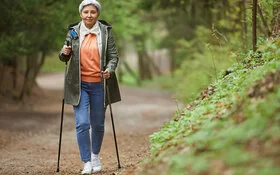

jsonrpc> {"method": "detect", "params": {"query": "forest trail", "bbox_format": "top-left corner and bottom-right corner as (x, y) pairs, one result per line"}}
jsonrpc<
(0, 73), (180, 175)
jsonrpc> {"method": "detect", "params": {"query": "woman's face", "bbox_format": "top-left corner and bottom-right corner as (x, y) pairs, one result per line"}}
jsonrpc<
(80, 5), (99, 28)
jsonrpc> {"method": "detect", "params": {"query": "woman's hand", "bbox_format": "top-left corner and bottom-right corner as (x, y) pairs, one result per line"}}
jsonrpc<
(102, 69), (111, 79)
(62, 45), (72, 55)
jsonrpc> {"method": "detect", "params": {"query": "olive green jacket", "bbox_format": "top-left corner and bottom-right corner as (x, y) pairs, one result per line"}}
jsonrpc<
(59, 20), (121, 106)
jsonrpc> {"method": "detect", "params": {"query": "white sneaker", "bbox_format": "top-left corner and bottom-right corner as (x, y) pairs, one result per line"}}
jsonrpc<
(81, 161), (92, 175)
(91, 153), (102, 173)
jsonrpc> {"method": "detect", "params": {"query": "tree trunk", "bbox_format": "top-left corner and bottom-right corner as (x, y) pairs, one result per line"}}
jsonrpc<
(118, 61), (123, 83)
(191, 0), (196, 26)
(122, 59), (141, 85)
(239, 0), (248, 50)
(12, 57), (17, 89)
(19, 52), (46, 100)
(252, 0), (257, 52)
(203, 0), (213, 27)
(0, 63), (5, 91)
(33, 51), (47, 83)
(138, 50), (152, 80)
(116, 46), (124, 83)
(135, 35), (153, 81)
(258, 5), (271, 37)
(20, 56), (32, 100)
(170, 46), (176, 77)
(143, 50), (161, 76)
(271, 5), (280, 36)
(242, 0), (248, 49)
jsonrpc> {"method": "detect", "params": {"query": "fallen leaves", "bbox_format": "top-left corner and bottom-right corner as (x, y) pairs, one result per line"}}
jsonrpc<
(248, 70), (280, 99)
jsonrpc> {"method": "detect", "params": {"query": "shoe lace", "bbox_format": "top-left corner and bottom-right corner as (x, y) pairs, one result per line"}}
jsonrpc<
(92, 157), (100, 167)
(83, 161), (92, 170)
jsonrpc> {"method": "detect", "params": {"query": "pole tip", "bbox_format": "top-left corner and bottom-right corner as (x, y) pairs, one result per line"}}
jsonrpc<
(56, 168), (60, 172)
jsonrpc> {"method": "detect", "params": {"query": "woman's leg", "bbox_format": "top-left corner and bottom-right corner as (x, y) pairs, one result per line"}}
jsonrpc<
(88, 82), (105, 154)
(73, 82), (91, 162)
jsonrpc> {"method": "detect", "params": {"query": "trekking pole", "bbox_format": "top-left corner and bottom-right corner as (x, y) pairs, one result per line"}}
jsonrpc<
(56, 41), (69, 172)
(103, 69), (121, 169)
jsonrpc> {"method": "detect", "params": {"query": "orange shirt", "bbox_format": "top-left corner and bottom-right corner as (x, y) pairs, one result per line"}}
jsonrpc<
(80, 34), (101, 82)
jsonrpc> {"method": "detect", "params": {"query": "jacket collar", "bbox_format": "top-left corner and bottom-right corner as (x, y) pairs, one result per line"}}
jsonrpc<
(67, 20), (112, 67)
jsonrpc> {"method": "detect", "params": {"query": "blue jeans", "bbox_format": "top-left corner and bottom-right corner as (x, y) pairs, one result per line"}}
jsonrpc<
(73, 81), (105, 162)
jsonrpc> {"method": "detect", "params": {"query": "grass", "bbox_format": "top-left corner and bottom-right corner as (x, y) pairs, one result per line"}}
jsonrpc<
(137, 37), (280, 175)
(40, 52), (65, 72)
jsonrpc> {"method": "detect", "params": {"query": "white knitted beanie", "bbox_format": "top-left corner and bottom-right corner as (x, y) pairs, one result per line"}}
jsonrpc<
(79, 0), (102, 14)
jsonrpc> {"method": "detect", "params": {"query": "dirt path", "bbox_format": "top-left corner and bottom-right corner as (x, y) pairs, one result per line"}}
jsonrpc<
(0, 73), (180, 175)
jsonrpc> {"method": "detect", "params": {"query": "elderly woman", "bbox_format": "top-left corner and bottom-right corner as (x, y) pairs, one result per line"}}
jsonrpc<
(59, 0), (121, 174)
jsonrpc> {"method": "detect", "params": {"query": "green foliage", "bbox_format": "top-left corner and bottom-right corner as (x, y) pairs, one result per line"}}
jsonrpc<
(157, 26), (235, 103)
(154, 0), (279, 101)
(99, 0), (143, 42)
(0, 0), (80, 59)
(140, 38), (280, 174)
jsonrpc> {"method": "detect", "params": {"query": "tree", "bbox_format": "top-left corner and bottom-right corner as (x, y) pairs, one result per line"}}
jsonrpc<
(0, 0), (78, 100)
(100, 0), (158, 82)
